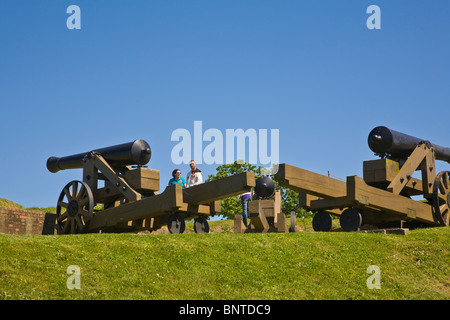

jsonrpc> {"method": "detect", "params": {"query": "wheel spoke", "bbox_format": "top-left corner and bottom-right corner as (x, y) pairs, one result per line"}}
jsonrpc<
(444, 212), (450, 225)
(76, 186), (87, 202)
(79, 208), (91, 218)
(63, 220), (70, 234)
(63, 187), (73, 202)
(78, 196), (90, 207)
(71, 181), (78, 199)
(438, 193), (447, 203)
(444, 172), (449, 189)
(75, 215), (84, 230)
(58, 201), (68, 208)
(57, 212), (69, 222)
(439, 179), (446, 194)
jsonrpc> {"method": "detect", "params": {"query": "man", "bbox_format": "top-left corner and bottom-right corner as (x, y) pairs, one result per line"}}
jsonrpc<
(186, 160), (203, 188)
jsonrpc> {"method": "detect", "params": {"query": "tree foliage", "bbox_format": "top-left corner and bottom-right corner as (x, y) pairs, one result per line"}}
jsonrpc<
(206, 161), (311, 219)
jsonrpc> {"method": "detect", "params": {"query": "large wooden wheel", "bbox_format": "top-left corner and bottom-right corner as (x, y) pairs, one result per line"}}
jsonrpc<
(56, 181), (94, 234)
(432, 171), (450, 226)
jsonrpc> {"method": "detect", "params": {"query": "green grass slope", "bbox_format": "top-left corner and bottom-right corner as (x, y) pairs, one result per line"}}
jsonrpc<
(0, 223), (448, 300)
(0, 198), (24, 209)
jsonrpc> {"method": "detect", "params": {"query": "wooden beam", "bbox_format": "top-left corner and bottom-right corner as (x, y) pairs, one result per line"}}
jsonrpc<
(420, 147), (436, 197)
(386, 144), (429, 195)
(182, 171), (255, 205)
(178, 203), (214, 216)
(309, 196), (350, 211)
(209, 200), (221, 214)
(88, 184), (183, 232)
(298, 192), (344, 216)
(83, 157), (98, 200)
(249, 200), (270, 233)
(124, 167), (160, 192)
(363, 158), (424, 196)
(363, 158), (400, 185)
(347, 176), (437, 225)
(93, 155), (142, 202)
(274, 164), (347, 199)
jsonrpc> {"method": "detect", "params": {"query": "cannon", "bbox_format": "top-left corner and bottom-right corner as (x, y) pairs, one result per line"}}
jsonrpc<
(275, 127), (450, 232)
(368, 126), (450, 163)
(234, 176), (295, 233)
(47, 140), (255, 234)
(47, 140), (152, 173)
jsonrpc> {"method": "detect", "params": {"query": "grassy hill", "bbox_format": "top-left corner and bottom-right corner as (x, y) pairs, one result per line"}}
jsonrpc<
(0, 218), (448, 300)
(0, 198), (24, 209)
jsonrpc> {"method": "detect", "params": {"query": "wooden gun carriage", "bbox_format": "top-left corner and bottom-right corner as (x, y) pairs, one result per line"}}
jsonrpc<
(274, 126), (450, 232)
(47, 140), (255, 234)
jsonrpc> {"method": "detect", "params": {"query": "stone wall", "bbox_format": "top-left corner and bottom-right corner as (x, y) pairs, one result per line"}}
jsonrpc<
(0, 207), (55, 235)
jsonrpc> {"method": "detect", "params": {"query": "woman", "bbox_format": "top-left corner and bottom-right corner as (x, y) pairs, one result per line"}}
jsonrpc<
(168, 169), (186, 189)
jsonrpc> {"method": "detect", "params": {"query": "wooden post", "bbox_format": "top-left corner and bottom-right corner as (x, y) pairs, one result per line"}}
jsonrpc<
(276, 212), (288, 233)
(234, 214), (246, 233)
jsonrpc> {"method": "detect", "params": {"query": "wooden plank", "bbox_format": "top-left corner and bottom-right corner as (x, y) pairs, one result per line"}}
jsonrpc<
(95, 185), (122, 204)
(83, 158), (98, 200)
(251, 199), (275, 218)
(274, 189), (281, 224)
(363, 159), (424, 195)
(386, 144), (429, 195)
(178, 203), (214, 216)
(298, 193), (343, 216)
(363, 158), (399, 185)
(274, 164), (347, 199)
(309, 196), (351, 211)
(419, 148), (436, 197)
(124, 167), (160, 192)
(182, 171), (255, 205)
(88, 184), (183, 232)
(359, 228), (410, 235)
(209, 201), (221, 214)
(93, 155), (142, 202)
(347, 176), (437, 225)
(249, 203), (269, 233)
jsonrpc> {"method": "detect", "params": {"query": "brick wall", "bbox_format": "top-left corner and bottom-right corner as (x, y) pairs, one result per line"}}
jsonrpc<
(0, 207), (55, 235)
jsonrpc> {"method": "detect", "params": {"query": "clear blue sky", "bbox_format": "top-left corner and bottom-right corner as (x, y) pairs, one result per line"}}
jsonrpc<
(1, 1), (449, 208)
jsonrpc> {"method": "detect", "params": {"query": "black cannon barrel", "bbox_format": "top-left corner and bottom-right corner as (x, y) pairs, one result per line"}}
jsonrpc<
(47, 139), (151, 173)
(368, 126), (450, 163)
